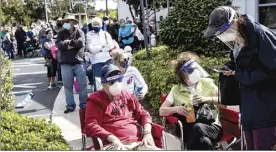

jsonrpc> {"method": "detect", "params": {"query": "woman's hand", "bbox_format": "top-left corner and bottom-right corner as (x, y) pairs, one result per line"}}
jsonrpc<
(192, 95), (212, 105)
(175, 106), (190, 116)
(223, 70), (235, 76)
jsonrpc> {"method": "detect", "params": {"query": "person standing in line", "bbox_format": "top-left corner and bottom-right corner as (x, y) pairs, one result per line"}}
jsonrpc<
(54, 17), (64, 84)
(86, 17), (115, 91)
(118, 19), (137, 50)
(15, 25), (26, 57)
(56, 14), (87, 113)
(43, 28), (58, 89)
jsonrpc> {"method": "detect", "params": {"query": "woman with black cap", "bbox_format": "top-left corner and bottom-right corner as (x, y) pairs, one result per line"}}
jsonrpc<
(204, 6), (276, 150)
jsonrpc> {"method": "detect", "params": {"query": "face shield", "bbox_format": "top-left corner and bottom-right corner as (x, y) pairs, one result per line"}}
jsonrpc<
(214, 8), (241, 51)
(179, 59), (209, 85)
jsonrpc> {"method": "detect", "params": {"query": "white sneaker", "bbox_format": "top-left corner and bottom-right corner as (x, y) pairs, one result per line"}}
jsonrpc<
(48, 83), (52, 89)
(57, 81), (63, 84)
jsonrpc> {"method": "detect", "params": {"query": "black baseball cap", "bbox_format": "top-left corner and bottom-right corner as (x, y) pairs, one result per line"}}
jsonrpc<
(101, 64), (123, 83)
(204, 6), (236, 38)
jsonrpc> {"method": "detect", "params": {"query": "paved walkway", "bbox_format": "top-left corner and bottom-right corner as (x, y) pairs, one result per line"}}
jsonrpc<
(51, 86), (93, 150)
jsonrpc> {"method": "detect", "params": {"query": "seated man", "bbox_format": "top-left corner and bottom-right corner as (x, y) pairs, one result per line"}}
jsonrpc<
(85, 64), (160, 150)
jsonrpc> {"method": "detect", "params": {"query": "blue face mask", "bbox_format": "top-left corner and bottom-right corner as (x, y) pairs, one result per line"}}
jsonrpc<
(120, 59), (130, 69)
(93, 27), (101, 33)
(63, 23), (71, 30)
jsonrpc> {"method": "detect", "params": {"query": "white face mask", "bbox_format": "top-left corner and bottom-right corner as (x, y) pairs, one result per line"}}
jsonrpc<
(218, 32), (237, 42)
(104, 21), (109, 25)
(109, 82), (122, 96)
(188, 70), (201, 85)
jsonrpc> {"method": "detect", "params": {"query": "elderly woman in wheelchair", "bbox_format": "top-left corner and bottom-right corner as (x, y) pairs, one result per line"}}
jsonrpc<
(85, 64), (161, 150)
(159, 52), (222, 150)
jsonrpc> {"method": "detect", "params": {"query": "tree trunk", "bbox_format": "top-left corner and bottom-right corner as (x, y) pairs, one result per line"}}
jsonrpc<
(128, 4), (135, 20)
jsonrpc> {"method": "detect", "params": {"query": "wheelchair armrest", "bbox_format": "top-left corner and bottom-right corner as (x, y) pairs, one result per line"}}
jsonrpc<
(165, 115), (179, 126)
(97, 137), (104, 150)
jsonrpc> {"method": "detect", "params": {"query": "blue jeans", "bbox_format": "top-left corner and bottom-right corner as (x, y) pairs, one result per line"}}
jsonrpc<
(92, 59), (112, 91)
(61, 63), (87, 110)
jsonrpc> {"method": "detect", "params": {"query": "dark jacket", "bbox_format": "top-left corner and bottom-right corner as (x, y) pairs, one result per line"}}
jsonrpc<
(234, 15), (276, 130)
(15, 28), (26, 43)
(55, 28), (85, 65)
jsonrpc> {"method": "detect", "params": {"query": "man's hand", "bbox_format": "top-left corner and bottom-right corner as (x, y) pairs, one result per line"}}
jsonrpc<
(142, 133), (155, 148)
(107, 135), (126, 150)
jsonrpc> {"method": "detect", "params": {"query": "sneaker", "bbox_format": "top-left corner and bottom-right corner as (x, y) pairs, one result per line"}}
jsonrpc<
(64, 108), (75, 114)
(51, 83), (57, 88)
(57, 81), (63, 84)
(48, 83), (52, 89)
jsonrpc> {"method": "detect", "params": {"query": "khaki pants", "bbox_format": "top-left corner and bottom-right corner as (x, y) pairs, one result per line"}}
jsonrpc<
(104, 141), (162, 150)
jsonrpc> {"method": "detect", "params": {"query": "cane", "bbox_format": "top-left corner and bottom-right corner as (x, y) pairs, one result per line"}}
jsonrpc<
(239, 113), (244, 150)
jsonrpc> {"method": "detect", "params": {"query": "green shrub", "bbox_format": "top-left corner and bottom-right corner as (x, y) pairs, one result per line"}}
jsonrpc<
(159, 0), (232, 57)
(0, 53), (14, 111)
(133, 46), (228, 112)
(1, 111), (72, 150)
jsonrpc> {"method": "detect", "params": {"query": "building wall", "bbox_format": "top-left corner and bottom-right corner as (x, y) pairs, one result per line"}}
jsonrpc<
(118, 0), (259, 22)
(232, 0), (258, 21)
(117, 0), (168, 21)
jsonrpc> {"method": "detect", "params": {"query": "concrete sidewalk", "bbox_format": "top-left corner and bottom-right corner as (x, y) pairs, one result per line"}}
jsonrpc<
(51, 86), (93, 150)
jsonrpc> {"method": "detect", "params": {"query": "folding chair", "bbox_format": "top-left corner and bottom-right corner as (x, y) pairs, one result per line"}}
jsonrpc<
(160, 94), (185, 150)
(217, 106), (243, 150)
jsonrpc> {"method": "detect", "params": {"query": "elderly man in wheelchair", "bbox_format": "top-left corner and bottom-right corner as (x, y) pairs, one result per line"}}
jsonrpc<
(84, 64), (161, 150)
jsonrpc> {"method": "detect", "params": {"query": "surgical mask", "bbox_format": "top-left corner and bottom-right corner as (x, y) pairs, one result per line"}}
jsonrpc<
(93, 27), (101, 33)
(109, 82), (122, 96)
(47, 33), (53, 39)
(120, 23), (125, 27)
(104, 21), (109, 25)
(188, 70), (201, 85)
(63, 23), (71, 30)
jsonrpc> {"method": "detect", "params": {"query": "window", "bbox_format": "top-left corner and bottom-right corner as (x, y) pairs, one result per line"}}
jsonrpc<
(259, 0), (276, 29)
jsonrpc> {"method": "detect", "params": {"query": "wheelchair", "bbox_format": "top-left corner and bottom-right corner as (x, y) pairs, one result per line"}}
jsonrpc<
(160, 94), (243, 150)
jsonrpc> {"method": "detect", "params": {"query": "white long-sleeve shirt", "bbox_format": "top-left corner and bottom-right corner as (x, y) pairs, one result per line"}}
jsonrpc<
(122, 66), (148, 96)
(86, 30), (114, 64)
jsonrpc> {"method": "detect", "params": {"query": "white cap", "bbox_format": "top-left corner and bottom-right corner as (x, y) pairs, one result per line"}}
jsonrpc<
(124, 46), (132, 53)
(91, 17), (102, 27)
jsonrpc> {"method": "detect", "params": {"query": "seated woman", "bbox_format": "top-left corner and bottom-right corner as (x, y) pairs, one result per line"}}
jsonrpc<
(112, 51), (148, 101)
(159, 52), (222, 150)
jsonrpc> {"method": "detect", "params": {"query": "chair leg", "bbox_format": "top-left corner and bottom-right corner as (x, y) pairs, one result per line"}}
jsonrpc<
(177, 120), (185, 150)
(223, 137), (238, 150)
(81, 134), (86, 150)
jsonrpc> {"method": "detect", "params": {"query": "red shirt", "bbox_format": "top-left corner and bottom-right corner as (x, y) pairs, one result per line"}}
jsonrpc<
(85, 90), (152, 145)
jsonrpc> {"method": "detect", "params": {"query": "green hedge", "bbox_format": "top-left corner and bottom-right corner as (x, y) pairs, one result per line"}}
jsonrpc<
(0, 54), (71, 150)
(1, 111), (72, 150)
(133, 46), (228, 112)
(0, 53), (14, 111)
(159, 0), (232, 57)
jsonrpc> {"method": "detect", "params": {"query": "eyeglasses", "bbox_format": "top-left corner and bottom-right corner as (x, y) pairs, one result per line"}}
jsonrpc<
(120, 57), (130, 63)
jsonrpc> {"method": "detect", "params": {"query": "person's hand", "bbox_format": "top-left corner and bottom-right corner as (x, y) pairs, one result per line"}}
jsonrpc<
(223, 70), (235, 76)
(64, 40), (71, 44)
(176, 106), (190, 116)
(192, 95), (211, 105)
(141, 133), (155, 148)
(68, 45), (74, 49)
(112, 137), (126, 150)
(137, 92), (145, 101)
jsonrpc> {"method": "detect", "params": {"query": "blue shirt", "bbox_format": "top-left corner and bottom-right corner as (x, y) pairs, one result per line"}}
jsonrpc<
(118, 24), (134, 44)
